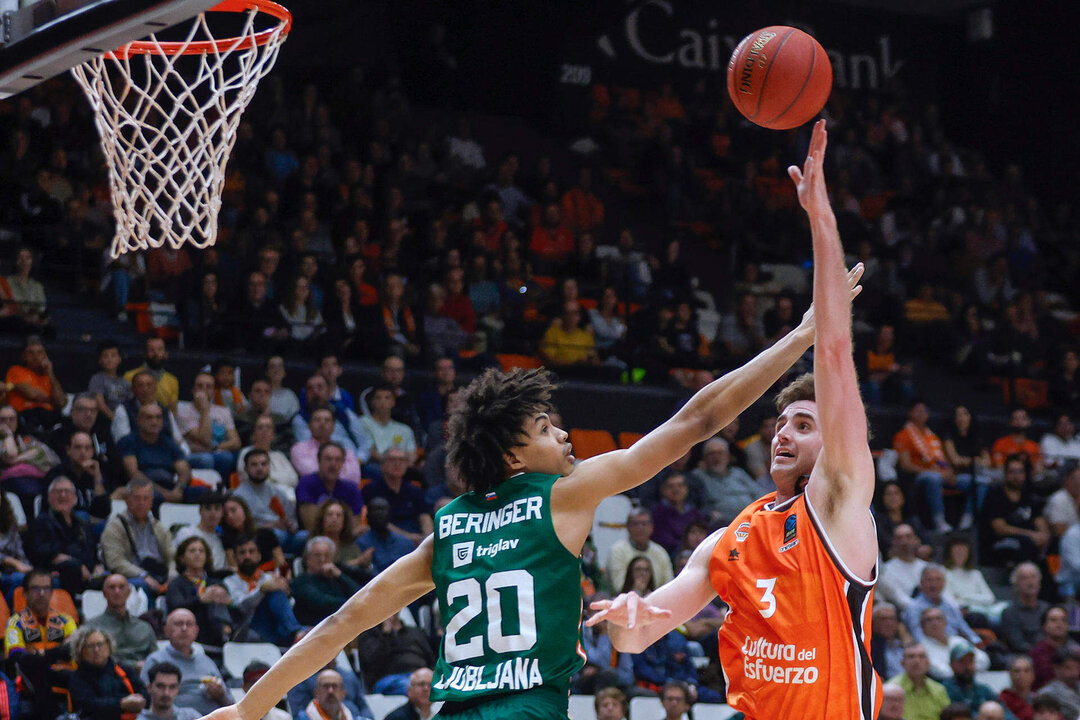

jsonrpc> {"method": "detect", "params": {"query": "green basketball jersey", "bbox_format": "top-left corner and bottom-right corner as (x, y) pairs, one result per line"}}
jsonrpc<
(430, 472), (585, 703)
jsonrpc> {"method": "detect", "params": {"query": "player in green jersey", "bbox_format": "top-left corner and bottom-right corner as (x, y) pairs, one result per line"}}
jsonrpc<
(203, 265), (863, 720)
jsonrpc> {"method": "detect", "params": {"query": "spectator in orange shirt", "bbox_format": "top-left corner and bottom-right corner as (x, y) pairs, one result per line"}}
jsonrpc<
(561, 167), (605, 235)
(473, 195), (508, 252)
(861, 324), (913, 406)
(893, 400), (957, 532)
(4, 335), (67, 432)
(992, 408), (1044, 475)
(529, 203), (575, 273)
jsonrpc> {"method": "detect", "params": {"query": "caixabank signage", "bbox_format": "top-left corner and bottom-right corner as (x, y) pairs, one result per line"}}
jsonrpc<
(554, 0), (950, 119)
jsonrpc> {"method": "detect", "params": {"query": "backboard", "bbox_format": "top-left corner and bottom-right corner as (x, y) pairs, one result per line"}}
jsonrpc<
(0, 0), (217, 98)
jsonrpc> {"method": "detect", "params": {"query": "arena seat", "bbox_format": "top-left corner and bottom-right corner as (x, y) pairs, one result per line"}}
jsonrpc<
(629, 696), (663, 720)
(159, 501), (201, 530)
(366, 694), (403, 720)
(693, 704), (740, 720)
(569, 429), (617, 460)
(13, 587), (77, 618)
(591, 494), (633, 569)
(568, 695), (597, 720)
(223, 641), (281, 680)
(496, 353), (543, 372)
(618, 431), (645, 449)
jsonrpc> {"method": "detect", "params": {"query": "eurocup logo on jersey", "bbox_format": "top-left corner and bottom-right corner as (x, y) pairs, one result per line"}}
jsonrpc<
(779, 514), (799, 553)
(452, 541), (475, 568)
(734, 522), (751, 543)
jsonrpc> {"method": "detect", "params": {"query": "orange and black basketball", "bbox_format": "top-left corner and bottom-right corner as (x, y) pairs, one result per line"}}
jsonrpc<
(727, 26), (832, 130)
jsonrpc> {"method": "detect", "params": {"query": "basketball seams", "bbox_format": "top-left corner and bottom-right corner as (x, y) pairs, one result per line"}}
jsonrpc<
(764, 34), (820, 129)
(750, 27), (796, 120)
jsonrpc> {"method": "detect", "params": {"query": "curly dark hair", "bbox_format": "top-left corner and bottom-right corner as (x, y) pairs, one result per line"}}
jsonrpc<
(446, 367), (555, 494)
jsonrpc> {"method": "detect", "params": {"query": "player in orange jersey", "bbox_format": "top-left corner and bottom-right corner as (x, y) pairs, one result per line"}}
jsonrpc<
(589, 120), (882, 720)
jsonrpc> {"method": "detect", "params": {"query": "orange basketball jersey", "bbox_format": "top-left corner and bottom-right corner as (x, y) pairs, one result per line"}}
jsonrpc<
(709, 491), (882, 720)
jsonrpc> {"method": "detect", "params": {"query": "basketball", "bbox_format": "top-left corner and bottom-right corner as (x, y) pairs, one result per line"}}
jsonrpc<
(727, 26), (833, 130)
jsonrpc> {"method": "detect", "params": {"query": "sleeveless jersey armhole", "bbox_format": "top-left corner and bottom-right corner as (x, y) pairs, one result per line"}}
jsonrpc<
(803, 492), (878, 589)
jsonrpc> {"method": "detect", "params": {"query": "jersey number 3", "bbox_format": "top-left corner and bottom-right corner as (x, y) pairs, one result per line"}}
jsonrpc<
(444, 569), (538, 662)
(756, 577), (777, 618)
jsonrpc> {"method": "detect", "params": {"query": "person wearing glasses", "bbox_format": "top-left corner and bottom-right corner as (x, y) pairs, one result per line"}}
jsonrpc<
(3, 568), (78, 713)
(68, 626), (149, 720)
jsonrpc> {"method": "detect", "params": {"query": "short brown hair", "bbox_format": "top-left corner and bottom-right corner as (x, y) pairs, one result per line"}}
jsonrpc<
(775, 373), (815, 413)
(595, 687), (628, 717)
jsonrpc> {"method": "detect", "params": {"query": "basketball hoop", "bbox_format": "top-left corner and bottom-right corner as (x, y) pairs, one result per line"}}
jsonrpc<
(71, 0), (292, 257)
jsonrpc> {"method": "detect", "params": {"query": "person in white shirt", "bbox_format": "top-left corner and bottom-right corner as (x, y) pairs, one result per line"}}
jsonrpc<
(1045, 465), (1080, 537)
(357, 384), (417, 465)
(918, 609), (989, 680)
(942, 535), (1008, 625)
(605, 508), (674, 592)
(1041, 414), (1080, 473)
(879, 523), (928, 611)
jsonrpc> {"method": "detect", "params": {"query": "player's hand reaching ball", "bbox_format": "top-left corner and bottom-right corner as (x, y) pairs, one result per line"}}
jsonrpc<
(586, 592), (672, 630)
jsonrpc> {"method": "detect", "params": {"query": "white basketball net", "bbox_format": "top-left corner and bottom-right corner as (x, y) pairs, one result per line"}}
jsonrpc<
(70, 6), (289, 257)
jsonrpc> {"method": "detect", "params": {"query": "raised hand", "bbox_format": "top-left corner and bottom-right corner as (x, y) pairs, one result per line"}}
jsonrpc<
(788, 119), (830, 214)
(586, 592), (672, 630)
(798, 262), (865, 333)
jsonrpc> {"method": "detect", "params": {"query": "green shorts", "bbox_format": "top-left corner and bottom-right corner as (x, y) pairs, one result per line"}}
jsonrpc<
(436, 686), (569, 720)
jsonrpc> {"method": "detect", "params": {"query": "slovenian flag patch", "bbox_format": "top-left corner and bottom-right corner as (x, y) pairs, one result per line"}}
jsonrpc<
(485, 491), (498, 501)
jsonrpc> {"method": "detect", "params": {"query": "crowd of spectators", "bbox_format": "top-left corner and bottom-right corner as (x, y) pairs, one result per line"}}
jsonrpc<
(2, 31), (1080, 720)
(3, 57), (1078, 394)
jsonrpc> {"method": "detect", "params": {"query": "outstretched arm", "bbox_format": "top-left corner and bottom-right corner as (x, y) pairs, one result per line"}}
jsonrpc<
(587, 528), (723, 653)
(557, 320), (813, 511)
(789, 121), (876, 551)
(203, 537), (435, 720)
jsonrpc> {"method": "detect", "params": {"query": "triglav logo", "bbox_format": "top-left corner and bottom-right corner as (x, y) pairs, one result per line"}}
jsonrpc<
(452, 541), (475, 568)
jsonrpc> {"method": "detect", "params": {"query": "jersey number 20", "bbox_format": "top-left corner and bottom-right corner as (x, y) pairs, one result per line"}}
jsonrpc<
(444, 569), (538, 662)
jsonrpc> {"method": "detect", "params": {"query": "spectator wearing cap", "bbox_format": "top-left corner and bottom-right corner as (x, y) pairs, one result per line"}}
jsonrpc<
(171, 492), (228, 572)
(917, 607), (990, 680)
(1036, 649), (1080, 720)
(176, 371), (241, 479)
(137, 661), (201, 720)
(888, 644), (950, 720)
(1030, 607), (1080, 689)
(241, 661), (291, 720)
(942, 640), (999, 710)
(28, 474), (102, 595)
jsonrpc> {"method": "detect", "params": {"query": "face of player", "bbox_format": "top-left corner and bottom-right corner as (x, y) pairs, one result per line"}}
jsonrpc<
(505, 412), (574, 478)
(771, 400), (822, 489)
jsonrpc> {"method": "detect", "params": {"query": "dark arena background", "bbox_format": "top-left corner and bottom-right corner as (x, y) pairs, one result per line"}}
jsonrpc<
(0, 0), (1078, 718)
